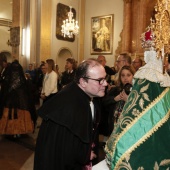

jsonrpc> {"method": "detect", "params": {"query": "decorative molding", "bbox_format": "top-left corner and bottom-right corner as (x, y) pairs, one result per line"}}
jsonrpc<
(0, 18), (12, 27)
(7, 27), (20, 47)
(115, 30), (123, 55)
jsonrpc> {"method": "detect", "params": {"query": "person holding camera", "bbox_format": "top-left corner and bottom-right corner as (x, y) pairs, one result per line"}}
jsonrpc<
(102, 65), (135, 135)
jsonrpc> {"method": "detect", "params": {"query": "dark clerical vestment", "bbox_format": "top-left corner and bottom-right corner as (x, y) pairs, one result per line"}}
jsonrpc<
(34, 82), (100, 170)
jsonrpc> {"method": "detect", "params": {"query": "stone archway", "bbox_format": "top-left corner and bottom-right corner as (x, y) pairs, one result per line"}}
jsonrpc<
(56, 48), (73, 72)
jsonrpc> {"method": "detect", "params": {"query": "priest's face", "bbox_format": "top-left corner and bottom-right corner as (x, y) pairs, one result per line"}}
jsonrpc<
(83, 65), (107, 97)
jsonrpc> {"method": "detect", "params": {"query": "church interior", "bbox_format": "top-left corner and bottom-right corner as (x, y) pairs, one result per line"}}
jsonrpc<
(0, 0), (162, 169)
(0, 0), (157, 70)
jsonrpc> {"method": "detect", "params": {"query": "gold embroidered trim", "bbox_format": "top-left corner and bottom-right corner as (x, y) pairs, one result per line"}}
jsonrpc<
(105, 88), (170, 169)
(159, 159), (170, 166)
(114, 87), (170, 169)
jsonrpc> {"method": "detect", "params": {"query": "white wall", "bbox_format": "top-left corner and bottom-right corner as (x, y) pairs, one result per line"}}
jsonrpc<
(84, 0), (123, 67)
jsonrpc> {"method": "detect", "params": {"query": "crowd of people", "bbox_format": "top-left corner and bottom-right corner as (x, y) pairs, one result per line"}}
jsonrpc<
(0, 57), (78, 137)
(104, 50), (170, 169)
(0, 52), (170, 169)
(0, 60), (36, 136)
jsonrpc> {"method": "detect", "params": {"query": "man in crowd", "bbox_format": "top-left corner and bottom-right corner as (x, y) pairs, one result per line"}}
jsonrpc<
(34, 58), (107, 170)
(116, 53), (131, 71)
(97, 55), (116, 144)
(132, 57), (143, 71)
(60, 57), (77, 88)
(25, 63), (36, 84)
(97, 55), (116, 85)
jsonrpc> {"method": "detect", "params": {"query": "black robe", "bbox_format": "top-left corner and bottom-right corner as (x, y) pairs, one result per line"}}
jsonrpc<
(34, 82), (100, 170)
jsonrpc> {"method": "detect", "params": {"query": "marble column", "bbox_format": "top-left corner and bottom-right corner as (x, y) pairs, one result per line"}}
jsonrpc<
(130, 0), (143, 54)
(122, 0), (132, 53)
(135, 0), (147, 54)
(40, 0), (52, 62)
(12, 0), (20, 59)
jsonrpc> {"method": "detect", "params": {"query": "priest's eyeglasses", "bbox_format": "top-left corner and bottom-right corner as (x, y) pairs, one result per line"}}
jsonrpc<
(83, 77), (106, 85)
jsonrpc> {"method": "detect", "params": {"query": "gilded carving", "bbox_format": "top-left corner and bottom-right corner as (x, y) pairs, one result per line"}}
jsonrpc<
(123, 0), (132, 3)
(121, 0), (156, 55)
(115, 30), (123, 55)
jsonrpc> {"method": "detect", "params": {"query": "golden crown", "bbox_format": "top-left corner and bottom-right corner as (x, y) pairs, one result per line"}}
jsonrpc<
(141, 26), (155, 50)
(141, 0), (170, 56)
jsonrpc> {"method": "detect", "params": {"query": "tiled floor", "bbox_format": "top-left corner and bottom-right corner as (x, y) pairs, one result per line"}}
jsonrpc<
(0, 117), (106, 170)
(0, 136), (34, 170)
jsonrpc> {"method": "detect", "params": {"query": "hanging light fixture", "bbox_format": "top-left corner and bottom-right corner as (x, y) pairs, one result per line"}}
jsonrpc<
(61, 6), (79, 38)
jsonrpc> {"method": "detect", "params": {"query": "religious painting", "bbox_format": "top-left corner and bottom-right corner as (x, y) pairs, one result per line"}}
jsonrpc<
(56, 3), (76, 42)
(91, 14), (114, 54)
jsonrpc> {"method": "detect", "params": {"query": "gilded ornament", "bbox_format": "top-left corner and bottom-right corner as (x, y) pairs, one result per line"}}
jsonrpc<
(140, 83), (149, 93)
(159, 159), (170, 166)
(141, 0), (170, 56)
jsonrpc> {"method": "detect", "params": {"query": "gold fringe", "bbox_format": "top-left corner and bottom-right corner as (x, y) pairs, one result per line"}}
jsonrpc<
(105, 87), (170, 170)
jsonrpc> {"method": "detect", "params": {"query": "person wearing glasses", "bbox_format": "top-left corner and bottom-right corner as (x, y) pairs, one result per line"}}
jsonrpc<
(34, 58), (107, 170)
(132, 57), (143, 71)
(115, 53), (132, 72)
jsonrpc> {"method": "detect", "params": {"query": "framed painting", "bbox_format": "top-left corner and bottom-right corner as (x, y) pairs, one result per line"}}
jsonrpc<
(56, 3), (76, 42)
(91, 14), (114, 54)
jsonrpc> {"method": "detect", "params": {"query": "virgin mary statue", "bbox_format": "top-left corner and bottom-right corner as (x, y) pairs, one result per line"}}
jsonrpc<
(94, 0), (170, 169)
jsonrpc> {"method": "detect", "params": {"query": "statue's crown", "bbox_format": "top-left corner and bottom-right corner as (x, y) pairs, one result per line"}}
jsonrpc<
(141, 26), (155, 51)
(141, 0), (170, 56)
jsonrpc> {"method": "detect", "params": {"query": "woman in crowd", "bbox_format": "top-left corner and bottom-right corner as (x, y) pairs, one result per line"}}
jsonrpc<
(0, 60), (36, 136)
(102, 65), (135, 135)
(40, 59), (58, 103)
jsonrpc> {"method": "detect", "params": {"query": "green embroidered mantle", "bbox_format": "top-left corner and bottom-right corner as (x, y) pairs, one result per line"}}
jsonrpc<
(105, 79), (170, 170)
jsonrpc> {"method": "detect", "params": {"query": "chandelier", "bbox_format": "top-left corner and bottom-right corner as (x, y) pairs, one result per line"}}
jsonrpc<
(61, 6), (79, 38)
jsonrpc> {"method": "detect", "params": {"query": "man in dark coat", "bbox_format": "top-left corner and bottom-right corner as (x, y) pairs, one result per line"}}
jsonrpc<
(34, 58), (107, 170)
(97, 55), (116, 85)
(60, 57), (77, 88)
(97, 55), (116, 141)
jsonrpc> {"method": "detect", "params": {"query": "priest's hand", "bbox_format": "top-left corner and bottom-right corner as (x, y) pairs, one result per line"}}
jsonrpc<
(90, 151), (97, 160)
